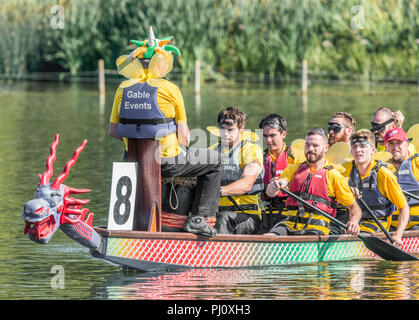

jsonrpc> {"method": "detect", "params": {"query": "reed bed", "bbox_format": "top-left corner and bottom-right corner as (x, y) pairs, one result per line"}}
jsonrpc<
(0, 0), (418, 82)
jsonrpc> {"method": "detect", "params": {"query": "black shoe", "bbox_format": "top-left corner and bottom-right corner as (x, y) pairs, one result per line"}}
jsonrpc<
(183, 216), (217, 237)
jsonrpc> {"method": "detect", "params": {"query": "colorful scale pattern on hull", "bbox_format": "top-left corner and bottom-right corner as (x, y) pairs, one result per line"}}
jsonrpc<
(105, 238), (371, 269)
(100, 234), (419, 271)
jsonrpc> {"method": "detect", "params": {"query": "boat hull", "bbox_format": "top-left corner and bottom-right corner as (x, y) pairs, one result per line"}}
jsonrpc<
(92, 228), (419, 272)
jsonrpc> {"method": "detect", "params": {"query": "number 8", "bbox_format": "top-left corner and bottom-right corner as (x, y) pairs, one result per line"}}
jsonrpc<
(113, 176), (132, 225)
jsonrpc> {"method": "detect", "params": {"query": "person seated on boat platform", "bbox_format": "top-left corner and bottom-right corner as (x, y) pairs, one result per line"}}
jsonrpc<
(340, 129), (410, 247)
(258, 113), (295, 234)
(211, 107), (265, 234)
(109, 27), (222, 237)
(384, 128), (419, 231)
(265, 127), (362, 236)
(371, 106), (415, 154)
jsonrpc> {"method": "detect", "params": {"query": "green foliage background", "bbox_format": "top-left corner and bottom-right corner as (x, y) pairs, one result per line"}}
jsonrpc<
(1, 0), (418, 81)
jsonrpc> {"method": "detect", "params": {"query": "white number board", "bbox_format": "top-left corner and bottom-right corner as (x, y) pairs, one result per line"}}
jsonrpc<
(107, 162), (137, 230)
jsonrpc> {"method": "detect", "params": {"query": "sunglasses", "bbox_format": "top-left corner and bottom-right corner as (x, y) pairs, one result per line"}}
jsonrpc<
(327, 122), (347, 134)
(350, 136), (373, 147)
(371, 122), (387, 132)
(219, 118), (237, 126)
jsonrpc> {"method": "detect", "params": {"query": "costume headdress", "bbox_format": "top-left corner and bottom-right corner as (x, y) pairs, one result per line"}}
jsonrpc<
(116, 26), (181, 80)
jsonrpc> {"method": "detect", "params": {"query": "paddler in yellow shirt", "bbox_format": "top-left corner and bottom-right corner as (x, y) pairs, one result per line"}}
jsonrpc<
(212, 107), (264, 234)
(384, 128), (419, 231)
(265, 127), (362, 236)
(109, 26), (222, 237)
(341, 129), (410, 247)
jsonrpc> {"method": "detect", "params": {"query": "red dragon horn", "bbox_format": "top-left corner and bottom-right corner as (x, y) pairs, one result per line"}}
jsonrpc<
(51, 139), (87, 190)
(39, 134), (59, 185)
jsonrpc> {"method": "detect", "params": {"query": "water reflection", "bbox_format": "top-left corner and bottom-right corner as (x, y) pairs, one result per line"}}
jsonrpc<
(93, 260), (419, 300)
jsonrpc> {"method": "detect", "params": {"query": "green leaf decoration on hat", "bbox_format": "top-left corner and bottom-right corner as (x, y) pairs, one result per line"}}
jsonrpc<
(130, 26), (181, 61)
(116, 26), (181, 79)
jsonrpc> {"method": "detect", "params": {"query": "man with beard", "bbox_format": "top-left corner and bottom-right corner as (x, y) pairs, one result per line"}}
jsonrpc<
(327, 112), (356, 146)
(341, 129), (410, 248)
(212, 107), (265, 234)
(265, 127), (362, 236)
(385, 128), (419, 231)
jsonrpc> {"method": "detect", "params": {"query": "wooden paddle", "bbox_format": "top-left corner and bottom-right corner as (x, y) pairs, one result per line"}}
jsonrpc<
(403, 190), (419, 202)
(280, 188), (418, 261)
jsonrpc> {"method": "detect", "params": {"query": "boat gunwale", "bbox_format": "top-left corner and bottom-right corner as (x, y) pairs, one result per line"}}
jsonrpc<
(93, 227), (419, 244)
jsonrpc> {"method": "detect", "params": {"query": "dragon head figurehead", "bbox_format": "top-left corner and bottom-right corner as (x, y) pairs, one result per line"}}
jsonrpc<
(22, 134), (92, 244)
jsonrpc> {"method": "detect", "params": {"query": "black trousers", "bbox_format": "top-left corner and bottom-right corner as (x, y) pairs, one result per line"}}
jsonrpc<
(160, 147), (222, 217)
(215, 211), (261, 234)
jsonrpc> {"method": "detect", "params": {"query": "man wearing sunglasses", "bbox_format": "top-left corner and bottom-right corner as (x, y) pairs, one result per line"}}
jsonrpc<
(385, 128), (419, 231)
(341, 130), (409, 248)
(371, 106), (405, 152)
(327, 112), (356, 146)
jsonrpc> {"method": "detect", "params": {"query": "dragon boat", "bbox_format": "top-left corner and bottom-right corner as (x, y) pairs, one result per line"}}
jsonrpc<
(22, 135), (419, 272)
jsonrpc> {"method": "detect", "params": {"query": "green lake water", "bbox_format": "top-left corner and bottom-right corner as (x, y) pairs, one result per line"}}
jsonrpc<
(1, 79), (419, 300)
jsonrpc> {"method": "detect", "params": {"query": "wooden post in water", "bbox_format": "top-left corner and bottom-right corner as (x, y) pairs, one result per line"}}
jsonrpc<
(194, 59), (201, 95)
(301, 59), (308, 96)
(194, 59), (201, 108)
(98, 59), (105, 107)
(127, 139), (161, 232)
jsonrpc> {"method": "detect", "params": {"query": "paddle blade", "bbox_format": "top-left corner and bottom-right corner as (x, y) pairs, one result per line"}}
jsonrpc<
(358, 234), (418, 261)
(373, 151), (392, 162)
(326, 142), (352, 165)
(407, 124), (419, 153)
(290, 139), (306, 163)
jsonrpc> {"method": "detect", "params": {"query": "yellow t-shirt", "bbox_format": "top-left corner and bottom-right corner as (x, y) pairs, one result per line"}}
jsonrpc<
(341, 160), (407, 210)
(214, 136), (264, 217)
(280, 161), (356, 207)
(110, 78), (187, 158)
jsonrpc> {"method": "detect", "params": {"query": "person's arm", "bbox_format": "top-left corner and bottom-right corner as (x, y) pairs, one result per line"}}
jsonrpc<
(221, 162), (261, 196)
(109, 87), (123, 140)
(346, 201), (362, 236)
(265, 177), (289, 198)
(377, 167), (409, 247)
(393, 204), (410, 248)
(265, 163), (298, 197)
(109, 122), (122, 141)
(177, 122), (190, 147)
(329, 169), (361, 235)
(393, 110), (405, 128)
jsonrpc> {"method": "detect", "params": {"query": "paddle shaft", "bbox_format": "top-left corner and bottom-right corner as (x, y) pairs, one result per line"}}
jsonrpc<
(370, 118), (394, 133)
(357, 197), (394, 244)
(280, 188), (347, 230)
(403, 190), (419, 202)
